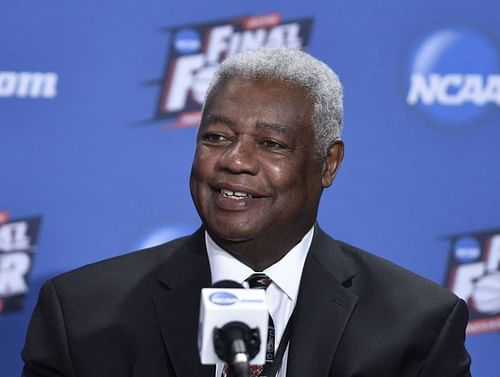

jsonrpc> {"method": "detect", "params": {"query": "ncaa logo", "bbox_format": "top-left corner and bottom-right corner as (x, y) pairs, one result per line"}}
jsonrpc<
(174, 28), (202, 54)
(453, 236), (481, 263)
(406, 27), (500, 127)
(209, 292), (238, 306)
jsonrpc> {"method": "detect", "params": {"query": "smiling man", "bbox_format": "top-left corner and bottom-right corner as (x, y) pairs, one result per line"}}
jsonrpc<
(22, 48), (471, 377)
(190, 73), (342, 272)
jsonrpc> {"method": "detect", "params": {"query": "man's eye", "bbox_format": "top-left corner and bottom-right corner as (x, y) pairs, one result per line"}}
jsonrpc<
(261, 140), (285, 150)
(202, 133), (227, 143)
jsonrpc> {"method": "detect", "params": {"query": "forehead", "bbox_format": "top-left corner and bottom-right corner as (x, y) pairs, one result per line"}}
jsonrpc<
(203, 76), (314, 128)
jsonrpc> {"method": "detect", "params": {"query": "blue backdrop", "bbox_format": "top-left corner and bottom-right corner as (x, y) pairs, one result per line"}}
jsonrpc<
(1, 1), (499, 376)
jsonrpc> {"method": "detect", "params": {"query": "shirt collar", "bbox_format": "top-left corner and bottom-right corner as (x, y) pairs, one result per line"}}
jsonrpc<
(205, 227), (314, 302)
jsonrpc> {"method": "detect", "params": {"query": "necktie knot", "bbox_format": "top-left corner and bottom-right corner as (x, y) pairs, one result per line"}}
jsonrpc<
(246, 273), (272, 290)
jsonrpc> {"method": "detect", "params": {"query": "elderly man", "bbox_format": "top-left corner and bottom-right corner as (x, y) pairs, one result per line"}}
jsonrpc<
(22, 48), (471, 377)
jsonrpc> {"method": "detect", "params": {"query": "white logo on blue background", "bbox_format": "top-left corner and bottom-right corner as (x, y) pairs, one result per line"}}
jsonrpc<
(406, 27), (499, 127)
(454, 236), (481, 263)
(174, 28), (201, 54)
(209, 292), (238, 305)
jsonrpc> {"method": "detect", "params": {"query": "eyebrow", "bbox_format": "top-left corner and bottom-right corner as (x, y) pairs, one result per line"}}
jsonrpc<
(202, 114), (287, 135)
(256, 122), (287, 135)
(202, 114), (235, 127)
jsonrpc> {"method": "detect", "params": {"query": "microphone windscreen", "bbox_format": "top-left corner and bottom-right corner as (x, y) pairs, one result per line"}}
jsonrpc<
(198, 283), (268, 365)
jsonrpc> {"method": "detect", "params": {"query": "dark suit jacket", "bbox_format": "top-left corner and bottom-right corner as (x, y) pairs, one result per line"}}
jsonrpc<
(22, 226), (471, 377)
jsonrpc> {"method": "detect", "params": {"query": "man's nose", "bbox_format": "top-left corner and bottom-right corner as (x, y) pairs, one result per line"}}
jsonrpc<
(217, 138), (259, 175)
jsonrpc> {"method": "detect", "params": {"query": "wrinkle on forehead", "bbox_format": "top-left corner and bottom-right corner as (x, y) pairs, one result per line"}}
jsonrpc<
(203, 76), (314, 130)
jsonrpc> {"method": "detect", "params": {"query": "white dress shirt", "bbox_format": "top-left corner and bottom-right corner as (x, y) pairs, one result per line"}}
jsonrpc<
(206, 227), (314, 377)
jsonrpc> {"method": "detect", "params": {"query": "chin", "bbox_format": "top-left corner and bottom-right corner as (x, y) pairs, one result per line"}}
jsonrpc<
(206, 222), (263, 244)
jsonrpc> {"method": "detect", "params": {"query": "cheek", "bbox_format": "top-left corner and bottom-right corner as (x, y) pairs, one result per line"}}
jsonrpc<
(269, 162), (323, 204)
(192, 149), (214, 177)
(265, 158), (311, 187)
(190, 153), (213, 199)
(264, 165), (306, 201)
(267, 163), (284, 177)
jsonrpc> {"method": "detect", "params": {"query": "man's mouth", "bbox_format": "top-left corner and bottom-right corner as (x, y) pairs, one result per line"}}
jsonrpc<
(220, 188), (253, 199)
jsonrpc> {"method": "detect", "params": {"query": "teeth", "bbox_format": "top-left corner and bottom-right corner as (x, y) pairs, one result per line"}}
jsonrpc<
(221, 188), (252, 199)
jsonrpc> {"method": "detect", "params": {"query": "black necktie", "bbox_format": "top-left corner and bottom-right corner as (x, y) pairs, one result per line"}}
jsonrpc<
(246, 273), (275, 377)
(222, 273), (275, 377)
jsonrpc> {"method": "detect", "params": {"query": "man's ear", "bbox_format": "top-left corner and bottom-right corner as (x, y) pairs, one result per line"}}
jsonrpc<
(322, 140), (344, 188)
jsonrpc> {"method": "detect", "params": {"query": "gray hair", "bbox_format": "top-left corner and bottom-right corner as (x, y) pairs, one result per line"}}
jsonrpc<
(204, 47), (343, 158)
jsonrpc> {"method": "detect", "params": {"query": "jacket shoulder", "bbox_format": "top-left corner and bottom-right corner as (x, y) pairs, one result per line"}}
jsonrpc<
(329, 237), (466, 342)
(49, 234), (193, 298)
(335, 239), (458, 305)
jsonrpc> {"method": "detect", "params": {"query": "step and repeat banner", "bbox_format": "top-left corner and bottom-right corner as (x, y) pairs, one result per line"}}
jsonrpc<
(1, 1), (499, 376)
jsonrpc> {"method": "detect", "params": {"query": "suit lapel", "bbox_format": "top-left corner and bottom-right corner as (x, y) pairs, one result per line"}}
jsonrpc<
(152, 228), (215, 377)
(287, 226), (358, 377)
(151, 226), (357, 377)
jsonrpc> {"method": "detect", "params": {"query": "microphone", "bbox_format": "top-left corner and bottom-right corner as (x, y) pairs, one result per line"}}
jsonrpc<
(198, 280), (268, 377)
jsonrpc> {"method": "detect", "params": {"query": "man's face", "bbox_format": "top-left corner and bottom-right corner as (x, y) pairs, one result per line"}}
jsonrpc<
(190, 76), (328, 250)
